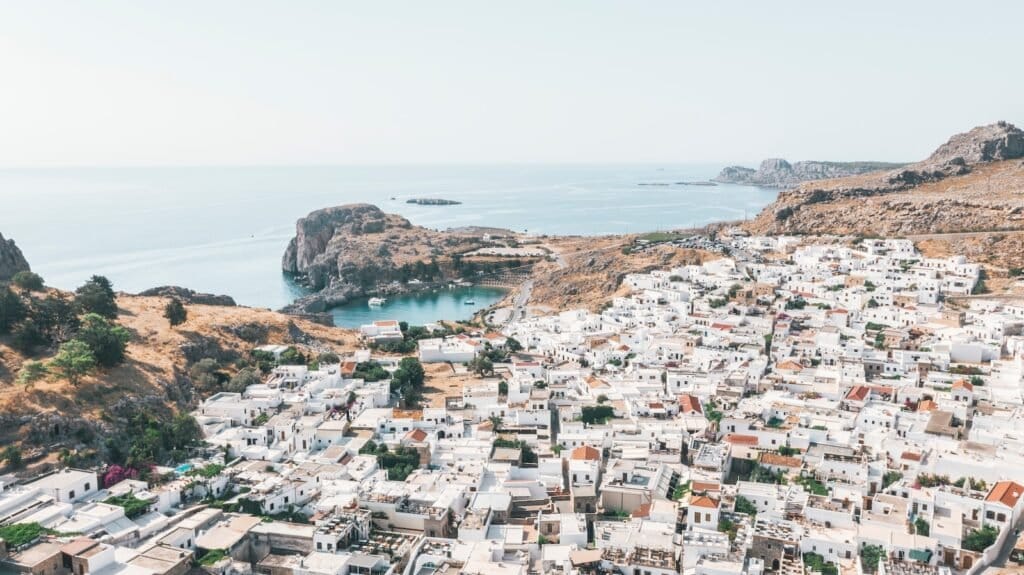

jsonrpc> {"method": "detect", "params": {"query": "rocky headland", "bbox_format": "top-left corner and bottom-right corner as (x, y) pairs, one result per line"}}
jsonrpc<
(715, 159), (905, 188)
(281, 203), (529, 316)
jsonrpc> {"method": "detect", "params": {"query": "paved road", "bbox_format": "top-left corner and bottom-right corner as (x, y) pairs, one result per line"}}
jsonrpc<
(506, 279), (533, 328)
(989, 516), (1023, 568)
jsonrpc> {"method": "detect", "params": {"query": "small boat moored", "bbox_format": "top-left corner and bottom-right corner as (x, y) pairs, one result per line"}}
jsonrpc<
(464, 299), (476, 305)
(368, 297), (386, 307)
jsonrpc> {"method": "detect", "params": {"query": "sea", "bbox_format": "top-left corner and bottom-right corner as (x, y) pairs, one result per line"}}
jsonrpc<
(0, 165), (777, 327)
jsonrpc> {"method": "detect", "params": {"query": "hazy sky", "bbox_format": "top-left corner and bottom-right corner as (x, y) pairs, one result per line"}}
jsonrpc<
(1, 1), (1021, 167)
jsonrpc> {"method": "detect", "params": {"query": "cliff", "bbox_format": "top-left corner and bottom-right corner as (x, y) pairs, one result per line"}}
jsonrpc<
(0, 232), (30, 281)
(746, 122), (1024, 236)
(714, 159), (905, 188)
(281, 204), (500, 314)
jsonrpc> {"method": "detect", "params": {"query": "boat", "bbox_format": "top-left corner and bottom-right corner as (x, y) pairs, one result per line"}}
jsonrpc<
(464, 299), (476, 305)
(368, 297), (386, 307)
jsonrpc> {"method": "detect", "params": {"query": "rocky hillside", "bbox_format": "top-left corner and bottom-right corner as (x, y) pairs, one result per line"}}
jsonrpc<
(0, 289), (359, 462)
(715, 159), (904, 188)
(281, 204), (527, 315)
(0, 232), (30, 281)
(745, 121), (1024, 237)
(527, 235), (717, 312)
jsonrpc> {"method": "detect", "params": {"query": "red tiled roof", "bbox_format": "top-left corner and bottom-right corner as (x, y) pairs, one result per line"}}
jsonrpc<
(846, 386), (870, 401)
(724, 434), (758, 446)
(690, 495), (719, 509)
(952, 379), (974, 392)
(691, 481), (720, 493)
(631, 503), (652, 518)
(678, 394), (703, 415)
(405, 428), (428, 442)
(571, 445), (601, 461)
(987, 481), (1024, 508)
(900, 451), (922, 462)
(760, 453), (801, 468)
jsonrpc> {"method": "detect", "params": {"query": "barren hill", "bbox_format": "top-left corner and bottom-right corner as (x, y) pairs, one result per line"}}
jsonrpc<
(746, 121), (1024, 236)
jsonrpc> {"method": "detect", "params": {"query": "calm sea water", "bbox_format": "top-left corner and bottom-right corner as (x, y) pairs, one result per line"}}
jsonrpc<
(0, 165), (776, 323)
(329, 286), (507, 328)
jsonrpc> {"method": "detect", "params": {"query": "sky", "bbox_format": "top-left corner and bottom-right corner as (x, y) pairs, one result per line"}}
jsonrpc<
(0, 1), (1021, 167)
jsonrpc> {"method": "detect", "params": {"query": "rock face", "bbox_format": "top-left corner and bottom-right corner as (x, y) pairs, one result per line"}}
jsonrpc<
(0, 232), (30, 281)
(714, 159), (905, 188)
(280, 203), (487, 315)
(745, 121), (1024, 237)
(137, 285), (237, 306)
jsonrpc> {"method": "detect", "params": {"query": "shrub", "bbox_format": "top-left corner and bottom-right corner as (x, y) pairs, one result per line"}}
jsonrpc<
(76, 313), (130, 367)
(75, 275), (118, 318)
(12, 271), (44, 291)
(164, 298), (187, 326)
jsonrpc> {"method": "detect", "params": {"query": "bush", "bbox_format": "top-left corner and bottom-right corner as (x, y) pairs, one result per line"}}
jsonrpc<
(2, 446), (23, 468)
(353, 361), (389, 382)
(882, 470), (903, 489)
(12, 271), (44, 291)
(860, 545), (885, 573)
(735, 495), (757, 515)
(227, 367), (262, 392)
(164, 298), (187, 326)
(580, 405), (614, 425)
(17, 360), (48, 387)
(76, 313), (130, 367)
(0, 285), (28, 333)
(75, 275), (118, 318)
(963, 525), (998, 552)
(50, 339), (96, 386)
(105, 493), (152, 518)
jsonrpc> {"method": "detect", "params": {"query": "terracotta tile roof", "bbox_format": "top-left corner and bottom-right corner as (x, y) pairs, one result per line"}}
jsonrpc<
(689, 495), (719, 509)
(631, 502), (652, 518)
(986, 481), (1024, 508)
(724, 434), (758, 446)
(678, 394), (703, 414)
(341, 361), (357, 375)
(777, 360), (804, 371)
(570, 445), (601, 461)
(648, 402), (665, 409)
(917, 400), (937, 413)
(691, 481), (720, 493)
(374, 320), (399, 327)
(405, 428), (428, 442)
(952, 379), (974, 392)
(900, 451), (922, 462)
(760, 453), (802, 468)
(845, 386), (870, 401)
(711, 323), (733, 331)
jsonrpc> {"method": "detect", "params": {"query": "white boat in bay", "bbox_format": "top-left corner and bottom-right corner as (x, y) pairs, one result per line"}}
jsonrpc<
(464, 299), (476, 305)
(368, 297), (386, 307)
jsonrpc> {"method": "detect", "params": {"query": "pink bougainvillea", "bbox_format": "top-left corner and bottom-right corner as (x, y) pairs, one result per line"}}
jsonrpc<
(103, 464), (139, 488)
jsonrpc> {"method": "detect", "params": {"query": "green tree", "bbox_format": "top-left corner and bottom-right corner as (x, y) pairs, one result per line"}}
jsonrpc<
(1, 446), (23, 468)
(227, 367), (262, 392)
(498, 381), (509, 396)
(913, 516), (930, 536)
(596, 394), (609, 404)
(963, 525), (998, 552)
(470, 356), (494, 376)
(32, 293), (79, 344)
(163, 298), (187, 327)
(17, 360), (48, 387)
(318, 351), (340, 364)
(75, 275), (118, 318)
(860, 545), (885, 573)
(735, 495), (758, 515)
(189, 358), (224, 391)
(505, 336), (523, 352)
(11, 319), (47, 354)
(76, 313), (130, 367)
(50, 340), (97, 386)
(0, 286), (27, 334)
(278, 346), (306, 365)
(11, 271), (44, 291)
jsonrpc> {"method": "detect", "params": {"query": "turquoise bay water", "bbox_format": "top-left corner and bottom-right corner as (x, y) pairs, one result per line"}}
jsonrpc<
(330, 286), (507, 328)
(0, 165), (777, 324)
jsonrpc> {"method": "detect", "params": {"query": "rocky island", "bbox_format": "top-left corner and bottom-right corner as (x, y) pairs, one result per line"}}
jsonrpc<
(715, 158), (906, 188)
(406, 198), (462, 205)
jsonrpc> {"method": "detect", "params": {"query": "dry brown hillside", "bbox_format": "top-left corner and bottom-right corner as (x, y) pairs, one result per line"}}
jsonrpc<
(0, 293), (359, 454)
(526, 235), (718, 312)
